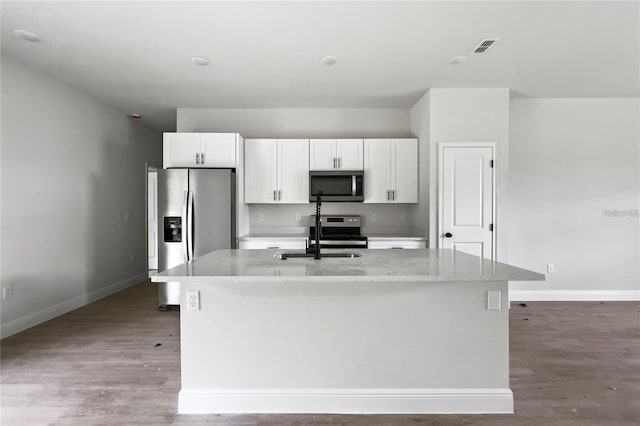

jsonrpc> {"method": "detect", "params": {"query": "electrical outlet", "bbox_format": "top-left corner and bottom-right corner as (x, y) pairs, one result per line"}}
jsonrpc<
(547, 264), (555, 273)
(257, 212), (264, 222)
(2, 285), (13, 300)
(401, 212), (408, 222)
(371, 213), (377, 222)
(187, 291), (200, 311)
(487, 291), (501, 311)
(295, 213), (301, 222)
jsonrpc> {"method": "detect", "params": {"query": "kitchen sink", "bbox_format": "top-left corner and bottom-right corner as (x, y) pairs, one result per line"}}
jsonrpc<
(275, 252), (361, 260)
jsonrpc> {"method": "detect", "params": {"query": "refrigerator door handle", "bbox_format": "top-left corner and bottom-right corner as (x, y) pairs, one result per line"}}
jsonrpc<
(182, 190), (189, 262)
(187, 190), (195, 261)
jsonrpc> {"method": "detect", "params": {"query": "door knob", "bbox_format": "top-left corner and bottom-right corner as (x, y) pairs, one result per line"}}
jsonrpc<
(444, 232), (453, 238)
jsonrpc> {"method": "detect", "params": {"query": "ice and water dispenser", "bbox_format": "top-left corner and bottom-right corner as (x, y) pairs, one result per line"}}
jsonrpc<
(163, 217), (182, 242)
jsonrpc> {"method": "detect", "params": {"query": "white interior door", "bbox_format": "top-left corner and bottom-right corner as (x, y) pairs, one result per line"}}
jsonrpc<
(147, 169), (158, 270)
(440, 144), (495, 260)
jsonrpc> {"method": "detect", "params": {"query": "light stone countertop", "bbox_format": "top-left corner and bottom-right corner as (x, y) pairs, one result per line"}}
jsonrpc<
(238, 231), (427, 241)
(151, 249), (545, 283)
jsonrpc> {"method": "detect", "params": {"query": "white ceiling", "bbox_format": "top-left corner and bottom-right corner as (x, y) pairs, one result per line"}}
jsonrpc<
(2, 1), (638, 131)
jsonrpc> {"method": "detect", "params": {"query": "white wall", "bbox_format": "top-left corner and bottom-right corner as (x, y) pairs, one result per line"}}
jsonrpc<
(508, 98), (639, 298)
(177, 108), (411, 139)
(177, 108), (420, 232)
(409, 91), (430, 237)
(1, 56), (162, 337)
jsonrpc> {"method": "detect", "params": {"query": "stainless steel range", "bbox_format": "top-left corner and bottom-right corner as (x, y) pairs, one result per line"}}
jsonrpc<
(307, 215), (368, 250)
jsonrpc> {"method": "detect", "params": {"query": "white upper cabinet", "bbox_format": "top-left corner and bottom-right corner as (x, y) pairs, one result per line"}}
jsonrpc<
(310, 139), (363, 170)
(201, 133), (237, 167)
(163, 133), (237, 168)
(364, 138), (418, 203)
(244, 139), (309, 204)
(244, 139), (278, 204)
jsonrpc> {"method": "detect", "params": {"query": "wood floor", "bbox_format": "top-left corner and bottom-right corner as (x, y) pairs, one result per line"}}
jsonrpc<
(1, 281), (639, 425)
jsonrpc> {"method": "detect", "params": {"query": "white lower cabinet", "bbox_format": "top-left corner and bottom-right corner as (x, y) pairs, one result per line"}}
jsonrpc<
(367, 239), (426, 249)
(239, 239), (307, 250)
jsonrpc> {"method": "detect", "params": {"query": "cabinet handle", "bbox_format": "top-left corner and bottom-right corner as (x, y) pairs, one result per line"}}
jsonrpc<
(278, 190), (281, 201)
(333, 158), (336, 168)
(392, 189), (396, 200)
(267, 246), (279, 249)
(387, 190), (390, 201)
(201, 152), (205, 164)
(273, 190), (277, 201)
(338, 157), (341, 168)
(196, 153), (200, 164)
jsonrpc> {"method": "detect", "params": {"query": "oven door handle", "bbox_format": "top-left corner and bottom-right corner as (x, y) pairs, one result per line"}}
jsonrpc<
(352, 175), (356, 196)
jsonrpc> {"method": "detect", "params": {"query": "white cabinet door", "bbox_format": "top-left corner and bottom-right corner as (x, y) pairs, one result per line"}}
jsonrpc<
(364, 139), (391, 203)
(239, 239), (307, 250)
(391, 139), (418, 203)
(163, 133), (201, 167)
(244, 139), (278, 203)
(368, 239), (426, 249)
(278, 139), (309, 203)
(201, 133), (236, 167)
(310, 139), (337, 170)
(337, 139), (363, 170)
(364, 138), (417, 203)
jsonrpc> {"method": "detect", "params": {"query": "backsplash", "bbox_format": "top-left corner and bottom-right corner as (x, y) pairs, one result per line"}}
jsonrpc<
(248, 203), (423, 234)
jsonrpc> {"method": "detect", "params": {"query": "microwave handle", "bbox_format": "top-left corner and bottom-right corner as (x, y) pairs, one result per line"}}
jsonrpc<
(352, 175), (356, 196)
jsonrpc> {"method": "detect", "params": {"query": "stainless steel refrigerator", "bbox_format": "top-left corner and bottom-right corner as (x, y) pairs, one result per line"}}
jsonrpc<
(157, 169), (236, 310)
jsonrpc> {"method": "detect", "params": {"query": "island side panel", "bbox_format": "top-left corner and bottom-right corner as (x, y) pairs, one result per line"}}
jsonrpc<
(179, 279), (511, 414)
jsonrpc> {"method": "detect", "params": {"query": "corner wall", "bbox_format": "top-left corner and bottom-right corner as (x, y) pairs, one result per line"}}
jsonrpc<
(1, 56), (162, 338)
(411, 89), (510, 260)
(508, 98), (639, 299)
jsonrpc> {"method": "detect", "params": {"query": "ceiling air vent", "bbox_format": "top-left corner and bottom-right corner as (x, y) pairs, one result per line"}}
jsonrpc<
(471, 37), (500, 54)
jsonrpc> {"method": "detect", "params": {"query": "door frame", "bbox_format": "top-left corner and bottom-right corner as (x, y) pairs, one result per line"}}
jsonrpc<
(145, 162), (161, 275)
(437, 142), (497, 260)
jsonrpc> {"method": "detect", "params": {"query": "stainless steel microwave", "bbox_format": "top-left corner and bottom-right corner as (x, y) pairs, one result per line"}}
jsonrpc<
(309, 170), (364, 202)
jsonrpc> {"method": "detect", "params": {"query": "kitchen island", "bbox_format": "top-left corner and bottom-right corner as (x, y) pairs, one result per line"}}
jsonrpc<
(151, 249), (544, 415)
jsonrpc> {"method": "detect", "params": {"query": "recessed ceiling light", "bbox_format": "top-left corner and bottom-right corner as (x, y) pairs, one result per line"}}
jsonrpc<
(192, 56), (211, 66)
(448, 56), (468, 66)
(128, 113), (143, 120)
(14, 29), (43, 43)
(320, 56), (338, 66)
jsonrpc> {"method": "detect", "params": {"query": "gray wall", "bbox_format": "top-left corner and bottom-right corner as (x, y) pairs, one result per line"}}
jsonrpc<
(1, 56), (162, 337)
(508, 98), (639, 295)
(177, 107), (421, 233)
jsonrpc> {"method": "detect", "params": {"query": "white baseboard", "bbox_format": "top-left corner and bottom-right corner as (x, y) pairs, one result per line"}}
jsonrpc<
(0, 272), (148, 339)
(178, 388), (514, 414)
(509, 290), (640, 302)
